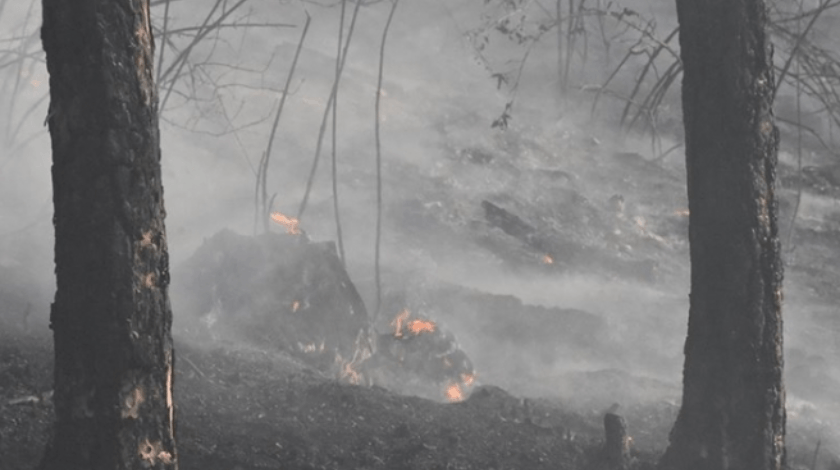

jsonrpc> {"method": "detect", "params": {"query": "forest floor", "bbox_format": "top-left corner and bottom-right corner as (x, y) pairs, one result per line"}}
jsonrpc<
(2, 105), (840, 469)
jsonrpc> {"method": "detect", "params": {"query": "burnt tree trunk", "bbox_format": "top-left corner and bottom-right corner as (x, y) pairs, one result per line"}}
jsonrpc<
(660, 1), (785, 470)
(40, 1), (177, 469)
(603, 412), (630, 470)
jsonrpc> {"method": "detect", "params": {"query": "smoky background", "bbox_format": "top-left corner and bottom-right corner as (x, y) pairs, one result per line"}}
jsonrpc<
(1, 0), (839, 455)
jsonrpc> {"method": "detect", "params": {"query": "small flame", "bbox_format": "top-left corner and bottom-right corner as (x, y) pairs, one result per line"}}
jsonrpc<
(541, 254), (554, 264)
(341, 361), (362, 385)
(407, 319), (436, 335)
(270, 211), (301, 235)
(445, 383), (464, 402)
(291, 300), (300, 312)
(461, 373), (475, 386)
(391, 308), (411, 337)
(337, 333), (372, 385)
(674, 209), (689, 217)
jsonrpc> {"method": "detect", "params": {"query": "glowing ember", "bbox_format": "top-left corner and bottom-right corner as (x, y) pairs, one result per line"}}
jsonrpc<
(391, 308), (411, 337)
(541, 254), (554, 264)
(270, 211), (301, 235)
(461, 373), (475, 386)
(445, 383), (464, 402)
(407, 319), (436, 335)
(291, 300), (300, 312)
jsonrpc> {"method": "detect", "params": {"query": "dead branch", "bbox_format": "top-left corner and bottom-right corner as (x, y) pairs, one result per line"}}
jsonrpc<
(372, 0), (400, 324)
(259, 10), (311, 234)
(296, 0), (364, 221)
(332, 0), (349, 266)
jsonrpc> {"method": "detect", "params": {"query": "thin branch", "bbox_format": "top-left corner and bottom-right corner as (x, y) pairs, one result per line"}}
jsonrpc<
(156, 0), (171, 86)
(773, 0), (833, 101)
(160, 0), (250, 115)
(161, 22), (296, 36)
(372, 0), (400, 325)
(332, 0), (348, 266)
(260, 11), (311, 233)
(296, 0), (363, 221)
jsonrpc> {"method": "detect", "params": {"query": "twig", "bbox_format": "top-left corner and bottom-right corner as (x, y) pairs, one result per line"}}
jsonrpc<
(372, 0), (400, 324)
(159, 0), (250, 115)
(618, 26), (679, 127)
(3, 2), (37, 144)
(7, 390), (52, 406)
(161, 22), (296, 36)
(159, 0), (226, 109)
(652, 141), (683, 163)
(181, 355), (206, 378)
(773, 0), (834, 101)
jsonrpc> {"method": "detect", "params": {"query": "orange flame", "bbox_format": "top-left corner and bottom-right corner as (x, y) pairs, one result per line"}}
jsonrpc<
(336, 330), (373, 386)
(391, 308), (411, 337)
(461, 373), (475, 386)
(407, 319), (436, 335)
(445, 383), (464, 402)
(291, 300), (300, 312)
(542, 254), (554, 264)
(270, 211), (301, 235)
(341, 361), (362, 385)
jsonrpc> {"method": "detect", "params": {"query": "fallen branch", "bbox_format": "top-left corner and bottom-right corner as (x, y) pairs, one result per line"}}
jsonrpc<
(7, 390), (52, 406)
(181, 354), (206, 378)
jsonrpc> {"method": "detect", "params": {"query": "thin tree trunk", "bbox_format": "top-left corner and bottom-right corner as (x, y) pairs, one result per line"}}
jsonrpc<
(40, 1), (177, 469)
(659, 1), (785, 469)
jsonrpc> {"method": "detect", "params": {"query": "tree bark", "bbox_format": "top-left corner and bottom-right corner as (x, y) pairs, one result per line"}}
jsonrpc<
(40, 1), (177, 469)
(660, 1), (785, 470)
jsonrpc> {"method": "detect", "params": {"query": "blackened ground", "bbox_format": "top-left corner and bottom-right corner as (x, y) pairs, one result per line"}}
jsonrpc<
(1, 326), (835, 470)
(0, 327), (665, 470)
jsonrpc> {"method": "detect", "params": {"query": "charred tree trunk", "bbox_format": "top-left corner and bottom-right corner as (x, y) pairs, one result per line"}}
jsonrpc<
(660, 1), (785, 470)
(40, 1), (177, 469)
(603, 412), (631, 470)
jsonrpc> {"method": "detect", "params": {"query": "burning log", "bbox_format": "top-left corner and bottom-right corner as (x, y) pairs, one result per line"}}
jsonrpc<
(365, 308), (476, 402)
(479, 198), (660, 281)
(480, 200), (567, 266)
(171, 229), (371, 378)
(174, 231), (482, 399)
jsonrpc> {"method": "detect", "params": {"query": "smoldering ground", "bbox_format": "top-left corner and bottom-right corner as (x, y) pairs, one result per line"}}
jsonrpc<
(2, 0), (840, 468)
